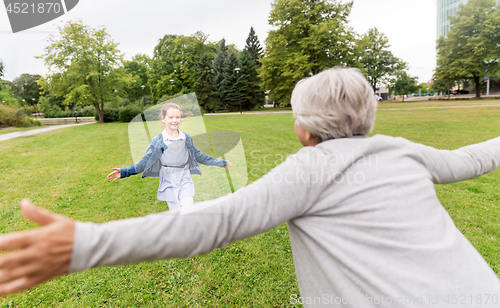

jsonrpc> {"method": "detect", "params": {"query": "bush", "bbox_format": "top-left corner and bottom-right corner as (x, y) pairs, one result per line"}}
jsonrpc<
(95, 106), (119, 122)
(81, 106), (96, 117)
(118, 105), (143, 122)
(0, 104), (39, 127)
(44, 110), (78, 118)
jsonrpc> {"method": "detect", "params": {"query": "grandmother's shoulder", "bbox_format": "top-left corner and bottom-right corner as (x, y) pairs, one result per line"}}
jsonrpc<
(313, 134), (415, 153)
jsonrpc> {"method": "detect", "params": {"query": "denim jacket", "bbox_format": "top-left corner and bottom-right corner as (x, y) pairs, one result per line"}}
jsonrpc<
(120, 132), (227, 179)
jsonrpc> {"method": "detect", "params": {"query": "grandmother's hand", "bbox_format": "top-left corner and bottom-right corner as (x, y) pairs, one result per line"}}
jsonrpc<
(0, 199), (74, 296)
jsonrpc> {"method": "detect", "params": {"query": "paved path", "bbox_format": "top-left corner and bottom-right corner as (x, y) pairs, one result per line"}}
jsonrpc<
(0, 122), (95, 142)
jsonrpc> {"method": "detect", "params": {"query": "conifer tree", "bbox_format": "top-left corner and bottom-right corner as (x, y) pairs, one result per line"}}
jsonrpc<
(244, 27), (263, 64)
(213, 39), (228, 102)
(220, 53), (241, 111)
(194, 54), (221, 113)
(238, 50), (265, 110)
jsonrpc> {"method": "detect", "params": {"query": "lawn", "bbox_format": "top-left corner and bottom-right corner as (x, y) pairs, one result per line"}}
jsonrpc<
(378, 97), (500, 109)
(0, 104), (500, 307)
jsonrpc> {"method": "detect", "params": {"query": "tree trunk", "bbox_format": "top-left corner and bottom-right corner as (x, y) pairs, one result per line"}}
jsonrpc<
(94, 102), (104, 124)
(100, 95), (105, 124)
(474, 75), (481, 98)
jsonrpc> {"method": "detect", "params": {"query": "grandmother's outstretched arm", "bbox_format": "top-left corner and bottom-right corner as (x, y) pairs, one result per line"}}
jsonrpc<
(0, 148), (321, 295)
(412, 136), (500, 184)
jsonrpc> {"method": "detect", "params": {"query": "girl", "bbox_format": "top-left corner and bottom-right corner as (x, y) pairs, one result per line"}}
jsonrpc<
(107, 103), (231, 211)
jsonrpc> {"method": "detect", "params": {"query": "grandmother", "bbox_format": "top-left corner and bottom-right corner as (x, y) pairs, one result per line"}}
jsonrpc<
(1, 67), (500, 307)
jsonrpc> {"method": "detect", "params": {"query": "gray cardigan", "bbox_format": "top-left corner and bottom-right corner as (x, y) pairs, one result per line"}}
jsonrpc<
(70, 135), (500, 307)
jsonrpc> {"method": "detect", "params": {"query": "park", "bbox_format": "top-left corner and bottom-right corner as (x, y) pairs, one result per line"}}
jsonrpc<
(2, 0), (500, 306)
(1, 98), (500, 306)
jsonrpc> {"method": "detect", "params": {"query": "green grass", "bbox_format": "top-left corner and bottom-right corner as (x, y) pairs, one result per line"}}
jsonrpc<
(1, 106), (500, 306)
(378, 98), (500, 109)
(207, 106), (292, 114)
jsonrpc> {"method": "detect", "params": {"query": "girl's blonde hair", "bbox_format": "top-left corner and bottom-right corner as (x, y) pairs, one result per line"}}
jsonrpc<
(161, 103), (182, 118)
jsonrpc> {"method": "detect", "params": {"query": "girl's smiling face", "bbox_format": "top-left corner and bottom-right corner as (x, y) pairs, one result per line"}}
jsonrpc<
(162, 108), (181, 131)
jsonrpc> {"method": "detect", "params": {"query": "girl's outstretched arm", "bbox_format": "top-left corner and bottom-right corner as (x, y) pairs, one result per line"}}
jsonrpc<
(191, 145), (227, 168)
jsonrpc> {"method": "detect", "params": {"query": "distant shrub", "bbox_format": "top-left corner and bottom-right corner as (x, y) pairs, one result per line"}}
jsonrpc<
(44, 110), (80, 118)
(96, 107), (119, 122)
(81, 106), (95, 117)
(0, 104), (39, 127)
(118, 105), (143, 122)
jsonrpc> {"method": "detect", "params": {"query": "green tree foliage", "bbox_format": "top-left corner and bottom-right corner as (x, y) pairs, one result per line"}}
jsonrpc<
(38, 20), (132, 123)
(238, 50), (265, 110)
(12, 74), (41, 105)
(393, 71), (418, 102)
(259, 0), (357, 103)
(220, 53), (241, 111)
(245, 27), (263, 64)
(434, 0), (500, 98)
(213, 39), (228, 102)
(0, 79), (14, 91)
(149, 32), (216, 99)
(193, 54), (222, 113)
(358, 28), (406, 92)
(0, 88), (17, 107)
(123, 54), (151, 103)
(0, 59), (4, 78)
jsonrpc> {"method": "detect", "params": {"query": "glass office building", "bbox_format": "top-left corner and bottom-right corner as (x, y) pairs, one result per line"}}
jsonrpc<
(437, 0), (500, 38)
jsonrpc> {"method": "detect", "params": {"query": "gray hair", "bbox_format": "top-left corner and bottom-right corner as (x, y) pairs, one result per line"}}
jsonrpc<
(291, 67), (377, 142)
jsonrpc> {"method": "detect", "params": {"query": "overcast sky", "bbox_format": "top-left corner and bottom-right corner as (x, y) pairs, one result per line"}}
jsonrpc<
(0, 0), (437, 83)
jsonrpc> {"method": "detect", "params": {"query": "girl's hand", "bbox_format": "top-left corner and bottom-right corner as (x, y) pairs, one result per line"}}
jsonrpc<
(107, 168), (121, 182)
(225, 161), (232, 169)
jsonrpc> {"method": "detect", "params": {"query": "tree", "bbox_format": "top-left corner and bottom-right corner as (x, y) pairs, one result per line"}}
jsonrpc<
(213, 39), (228, 103)
(259, 0), (358, 103)
(193, 54), (221, 113)
(434, 0), (500, 98)
(220, 53), (241, 111)
(238, 50), (265, 110)
(123, 54), (151, 103)
(244, 27), (263, 64)
(38, 20), (132, 123)
(358, 28), (406, 92)
(149, 32), (216, 99)
(12, 74), (42, 105)
(0, 59), (4, 78)
(0, 88), (17, 107)
(392, 71), (418, 102)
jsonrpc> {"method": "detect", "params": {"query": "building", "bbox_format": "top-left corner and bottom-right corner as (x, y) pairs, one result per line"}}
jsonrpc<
(437, 0), (500, 39)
